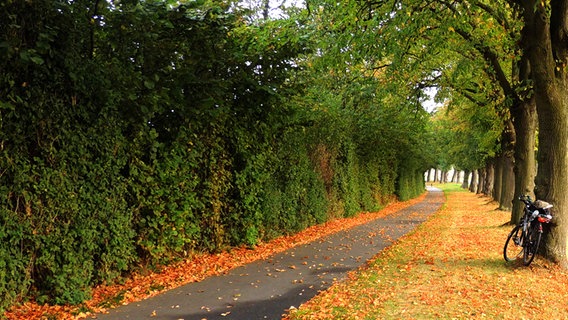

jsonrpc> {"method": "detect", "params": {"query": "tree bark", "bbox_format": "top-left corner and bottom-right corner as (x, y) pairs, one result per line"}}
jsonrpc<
(508, 24), (538, 224)
(498, 121), (516, 211)
(477, 167), (485, 194)
(499, 152), (515, 211)
(483, 159), (495, 196)
(511, 96), (537, 224)
(469, 169), (478, 193)
(493, 154), (503, 203)
(520, 0), (568, 265)
(461, 170), (470, 189)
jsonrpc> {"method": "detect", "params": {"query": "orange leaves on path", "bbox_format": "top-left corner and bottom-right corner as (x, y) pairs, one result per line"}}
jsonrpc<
(287, 188), (568, 319)
(4, 194), (426, 320)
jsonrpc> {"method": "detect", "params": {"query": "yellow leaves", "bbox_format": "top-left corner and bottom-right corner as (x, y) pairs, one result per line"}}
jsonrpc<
(448, 26), (455, 33)
(288, 188), (568, 319)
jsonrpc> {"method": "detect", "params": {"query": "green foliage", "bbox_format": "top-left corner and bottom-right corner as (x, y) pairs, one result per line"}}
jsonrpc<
(128, 132), (202, 260)
(0, 0), (432, 311)
(430, 103), (502, 172)
(0, 209), (34, 311)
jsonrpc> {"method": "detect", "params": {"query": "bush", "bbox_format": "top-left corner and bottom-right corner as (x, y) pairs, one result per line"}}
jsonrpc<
(0, 0), (429, 310)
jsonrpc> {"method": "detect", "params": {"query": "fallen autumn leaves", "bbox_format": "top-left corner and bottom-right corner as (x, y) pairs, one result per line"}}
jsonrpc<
(286, 185), (568, 319)
(10, 186), (566, 320)
(4, 194), (425, 320)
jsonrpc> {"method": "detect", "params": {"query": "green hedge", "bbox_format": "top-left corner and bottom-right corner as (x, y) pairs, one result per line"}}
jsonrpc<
(0, 1), (428, 311)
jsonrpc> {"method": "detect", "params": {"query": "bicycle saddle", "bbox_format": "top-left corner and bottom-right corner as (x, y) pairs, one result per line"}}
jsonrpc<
(535, 200), (553, 209)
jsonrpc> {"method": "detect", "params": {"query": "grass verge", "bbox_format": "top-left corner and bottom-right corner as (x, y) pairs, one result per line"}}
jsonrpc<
(287, 183), (568, 319)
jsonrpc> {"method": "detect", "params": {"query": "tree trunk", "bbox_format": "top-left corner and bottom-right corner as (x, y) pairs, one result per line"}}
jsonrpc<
(521, 0), (568, 265)
(496, 121), (516, 211)
(461, 170), (470, 189)
(477, 167), (486, 194)
(511, 96), (537, 224)
(493, 154), (503, 203)
(262, 0), (270, 20)
(451, 169), (458, 183)
(508, 24), (538, 224)
(483, 159), (495, 196)
(427, 169), (434, 182)
(499, 150), (515, 211)
(469, 169), (478, 193)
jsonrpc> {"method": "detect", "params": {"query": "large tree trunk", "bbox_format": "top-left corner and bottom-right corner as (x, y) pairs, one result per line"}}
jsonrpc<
(509, 28), (538, 224)
(498, 122), (516, 211)
(521, 0), (568, 265)
(511, 96), (537, 224)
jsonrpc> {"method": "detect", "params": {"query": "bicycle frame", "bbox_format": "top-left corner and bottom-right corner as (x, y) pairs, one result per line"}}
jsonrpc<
(504, 195), (552, 266)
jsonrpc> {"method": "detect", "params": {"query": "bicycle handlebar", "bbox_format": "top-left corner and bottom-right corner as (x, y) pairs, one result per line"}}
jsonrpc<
(518, 195), (533, 205)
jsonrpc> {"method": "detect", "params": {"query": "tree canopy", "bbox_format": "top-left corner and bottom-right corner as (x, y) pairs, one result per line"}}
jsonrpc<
(2, 0), (568, 312)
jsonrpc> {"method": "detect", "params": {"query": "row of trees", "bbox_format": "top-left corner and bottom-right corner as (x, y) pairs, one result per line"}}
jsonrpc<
(0, 0), (431, 311)
(5, 0), (566, 312)
(365, 0), (568, 264)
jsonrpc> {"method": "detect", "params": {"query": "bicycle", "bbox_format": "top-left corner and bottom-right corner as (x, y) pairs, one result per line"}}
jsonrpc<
(503, 195), (553, 266)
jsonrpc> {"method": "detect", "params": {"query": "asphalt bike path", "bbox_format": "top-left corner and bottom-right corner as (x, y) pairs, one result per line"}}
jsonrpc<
(94, 187), (444, 320)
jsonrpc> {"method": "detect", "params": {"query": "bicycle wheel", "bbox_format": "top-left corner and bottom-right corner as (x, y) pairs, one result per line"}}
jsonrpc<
(504, 225), (524, 262)
(523, 223), (541, 266)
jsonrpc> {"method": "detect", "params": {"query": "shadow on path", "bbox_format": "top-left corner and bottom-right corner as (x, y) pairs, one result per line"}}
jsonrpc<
(94, 188), (445, 320)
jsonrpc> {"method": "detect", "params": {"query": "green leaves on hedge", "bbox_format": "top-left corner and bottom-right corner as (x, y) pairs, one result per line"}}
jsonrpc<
(0, 0), (429, 311)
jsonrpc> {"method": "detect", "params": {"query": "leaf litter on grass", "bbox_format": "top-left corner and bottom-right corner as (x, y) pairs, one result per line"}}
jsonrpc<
(4, 194), (426, 320)
(286, 186), (568, 319)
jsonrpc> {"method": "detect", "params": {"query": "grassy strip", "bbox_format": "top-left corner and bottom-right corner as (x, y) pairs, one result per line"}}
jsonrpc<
(287, 184), (568, 319)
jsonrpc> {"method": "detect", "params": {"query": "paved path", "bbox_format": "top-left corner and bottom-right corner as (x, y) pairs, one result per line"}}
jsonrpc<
(94, 187), (444, 320)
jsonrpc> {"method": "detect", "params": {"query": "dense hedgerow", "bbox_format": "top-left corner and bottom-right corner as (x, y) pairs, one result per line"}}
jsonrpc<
(0, 0), (429, 310)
